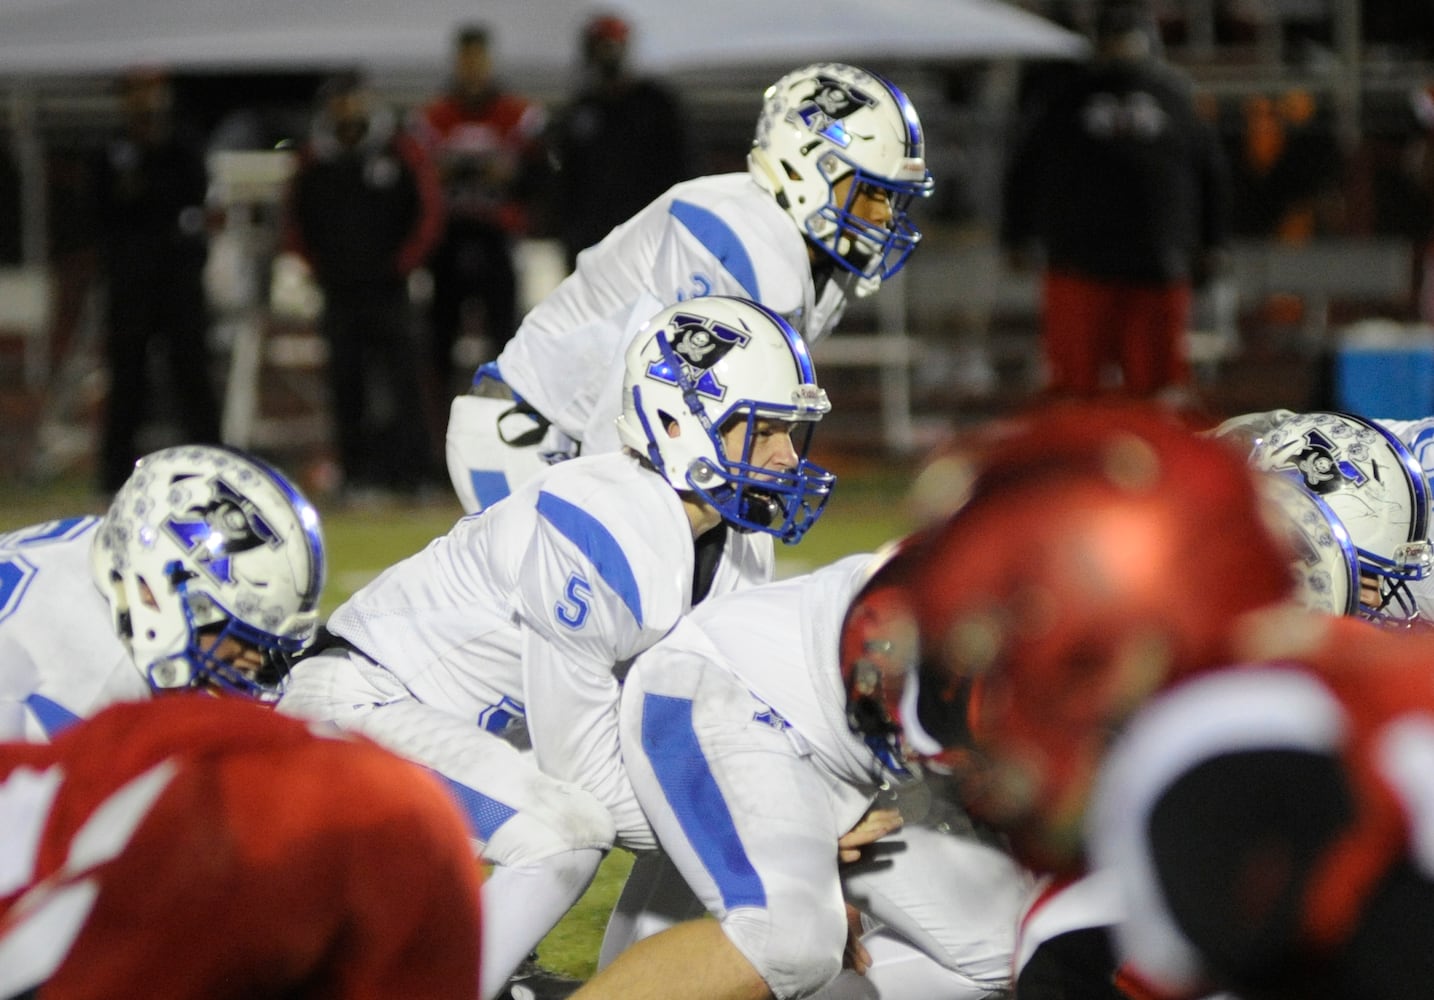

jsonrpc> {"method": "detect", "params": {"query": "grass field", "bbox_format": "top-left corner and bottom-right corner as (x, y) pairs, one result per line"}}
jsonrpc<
(0, 452), (920, 978)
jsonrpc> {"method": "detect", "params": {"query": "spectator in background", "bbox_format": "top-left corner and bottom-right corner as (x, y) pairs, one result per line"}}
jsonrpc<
(0, 138), (19, 265)
(1001, 0), (1230, 401)
(550, 13), (690, 270)
(1229, 89), (1343, 242)
(283, 72), (444, 501)
(1404, 84), (1434, 324)
(93, 68), (221, 493)
(415, 25), (550, 398)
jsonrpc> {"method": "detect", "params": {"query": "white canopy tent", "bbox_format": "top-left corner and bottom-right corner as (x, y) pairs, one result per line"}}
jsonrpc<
(0, 0), (1087, 463)
(0, 0), (1085, 76)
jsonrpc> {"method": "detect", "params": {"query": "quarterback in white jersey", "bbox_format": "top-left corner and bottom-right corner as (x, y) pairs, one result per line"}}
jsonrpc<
(279, 298), (836, 1000)
(0, 445), (326, 741)
(446, 61), (932, 513)
(591, 553), (1032, 1000)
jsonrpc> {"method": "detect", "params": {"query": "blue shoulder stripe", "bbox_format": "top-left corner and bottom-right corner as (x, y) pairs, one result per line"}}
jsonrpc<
(537, 491), (644, 628)
(26, 693), (81, 738)
(669, 200), (761, 300)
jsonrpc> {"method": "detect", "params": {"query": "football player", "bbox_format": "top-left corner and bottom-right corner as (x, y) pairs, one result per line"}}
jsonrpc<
(834, 402), (1302, 1000)
(1084, 613), (1434, 1000)
(1217, 410), (1433, 625)
(445, 61), (931, 514)
(0, 695), (481, 999)
(278, 296), (836, 1000)
(0, 445), (327, 741)
(573, 545), (1036, 1000)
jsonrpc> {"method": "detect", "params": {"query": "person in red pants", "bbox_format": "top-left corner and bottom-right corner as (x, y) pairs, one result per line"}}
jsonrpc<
(1001, 0), (1229, 399)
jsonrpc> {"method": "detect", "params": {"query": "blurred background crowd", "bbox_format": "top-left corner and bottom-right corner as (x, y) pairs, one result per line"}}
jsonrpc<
(0, 0), (1433, 501)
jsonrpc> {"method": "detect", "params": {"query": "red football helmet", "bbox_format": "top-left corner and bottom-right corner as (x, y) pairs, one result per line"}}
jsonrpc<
(841, 402), (1297, 872)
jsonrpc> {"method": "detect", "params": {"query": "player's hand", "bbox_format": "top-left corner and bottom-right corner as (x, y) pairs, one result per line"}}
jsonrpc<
(842, 902), (871, 974)
(838, 807), (902, 863)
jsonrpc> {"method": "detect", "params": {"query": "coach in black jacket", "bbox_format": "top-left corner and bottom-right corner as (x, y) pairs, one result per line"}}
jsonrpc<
(1001, 0), (1230, 401)
(284, 73), (445, 497)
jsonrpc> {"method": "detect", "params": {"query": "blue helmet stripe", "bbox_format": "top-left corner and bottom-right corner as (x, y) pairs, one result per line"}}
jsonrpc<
(669, 201), (761, 300)
(537, 491), (644, 627)
(741, 299), (817, 384)
(1365, 417), (1430, 541)
(233, 447), (327, 609)
(872, 72), (924, 155)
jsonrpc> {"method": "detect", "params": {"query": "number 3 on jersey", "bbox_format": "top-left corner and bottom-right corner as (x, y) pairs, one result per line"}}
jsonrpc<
(555, 573), (593, 630)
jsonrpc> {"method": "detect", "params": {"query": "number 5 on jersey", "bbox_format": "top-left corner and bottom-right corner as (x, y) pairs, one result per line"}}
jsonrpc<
(555, 573), (593, 629)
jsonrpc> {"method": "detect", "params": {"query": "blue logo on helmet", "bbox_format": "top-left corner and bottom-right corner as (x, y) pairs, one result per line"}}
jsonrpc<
(162, 477), (279, 584)
(791, 75), (877, 150)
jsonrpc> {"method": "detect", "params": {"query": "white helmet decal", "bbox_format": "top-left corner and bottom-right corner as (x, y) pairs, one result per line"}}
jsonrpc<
(790, 74), (879, 148)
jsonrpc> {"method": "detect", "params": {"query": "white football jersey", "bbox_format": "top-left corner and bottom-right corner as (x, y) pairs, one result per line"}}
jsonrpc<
(639, 552), (885, 825)
(0, 517), (148, 741)
(494, 173), (848, 449)
(325, 451), (773, 781)
(619, 554), (1033, 997)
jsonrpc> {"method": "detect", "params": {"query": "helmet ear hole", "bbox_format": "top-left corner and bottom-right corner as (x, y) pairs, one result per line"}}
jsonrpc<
(657, 409), (681, 438)
(135, 575), (160, 611)
(106, 570), (135, 641)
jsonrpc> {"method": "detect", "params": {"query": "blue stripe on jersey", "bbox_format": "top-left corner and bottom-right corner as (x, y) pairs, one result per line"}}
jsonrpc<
(470, 469), (512, 510)
(641, 693), (766, 910)
(18, 516), (95, 544)
(669, 201), (761, 300)
(433, 770), (518, 841)
(536, 491), (644, 628)
(25, 693), (82, 738)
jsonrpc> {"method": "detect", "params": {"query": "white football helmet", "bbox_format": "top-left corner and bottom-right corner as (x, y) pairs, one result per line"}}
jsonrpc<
(92, 445), (327, 698)
(1251, 412), (1431, 623)
(615, 296), (835, 543)
(749, 62), (933, 297)
(1256, 469), (1359, 617)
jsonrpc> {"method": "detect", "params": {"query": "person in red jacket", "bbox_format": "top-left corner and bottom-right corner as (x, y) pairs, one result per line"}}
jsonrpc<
(0, 695), (481, 999)
(284, 72), (445, 499)
(414, 24), (551, 397)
